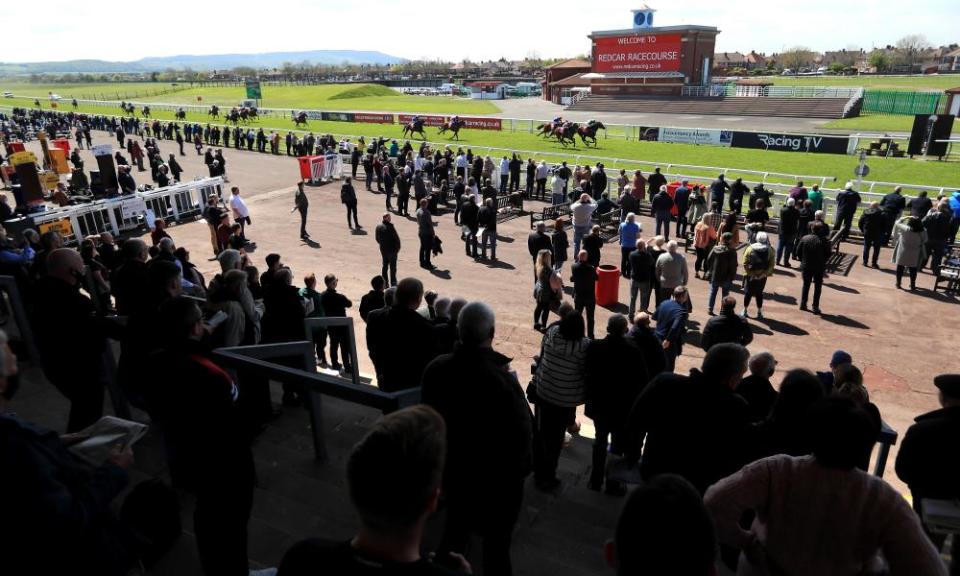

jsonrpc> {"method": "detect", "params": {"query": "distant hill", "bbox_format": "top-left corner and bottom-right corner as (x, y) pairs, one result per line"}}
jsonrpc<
(0, 50), (406, 75)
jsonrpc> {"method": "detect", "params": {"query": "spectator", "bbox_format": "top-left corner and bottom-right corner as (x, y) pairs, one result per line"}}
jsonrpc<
(605, 475), (717, 576)
(619, 212), (641, 278)
(705, 232), (739, 315)
(583, 224), (604, 269)
(880, 186), (907, 244)
(654, 240), (688, 304)
(631, 170), (646, 201)
(686, 186), (708, 233)
(277, 406), (471, 576)
(321, 274), (354, 373)
(358, 275), (386, 322)
(368, 278), (437, 392)
(807, 184), (824, 212)
(833, 181), (862, 242)
(797, 222), (831, 314)
(858, 201), (885, 268)
(729, 177), (748, 215)
(551, 218), (569, 273)
(628, 239), (654, 317)
(0, 329), (136, 576)
(651, 185), (674, 240)
(533, 249), (563, 331)
(647, 166), (666, 200)
(229, 186), (251, 239)
(585, 314), (650, 494)
(421, 302), (532, 576)
(33, 249), (110, 431)
(709, 174), (729, 208)
(692, 213), (718, 279)
(741, 231), (775, 319)
(571, 250), (598, 339)
(460, 195), (479, 259)
(788, 180), (807, 204)
(627, 343), (751, 493)
(571, 193), (597, 255)
(736, 352), (778, 423)
(534, 306), (589, 491)
(706, 398), (944, 576)
(629, 312), (667, 379)
(375, 212), (401, 287)
(701, 296), (753, 351)
(777, 198), (800, 267)
(892, 215), (927, 291)
(596, 191), (617, 215)
(652, 286), (689, 372)
(923, 200), (953, 276)
(752, 369), (825, 460)
(527, 221), (553, 279)
(416, 198), (436, 267)
(744, 198), (769, 243)
(145, 296), (256, 576)
(341, 177), (361, 230)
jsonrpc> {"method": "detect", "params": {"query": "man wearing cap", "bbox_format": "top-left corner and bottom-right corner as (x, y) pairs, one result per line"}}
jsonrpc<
(834, 182), (862, 242)
(817, 350), (853, 396)
(896, 374), (960, 575)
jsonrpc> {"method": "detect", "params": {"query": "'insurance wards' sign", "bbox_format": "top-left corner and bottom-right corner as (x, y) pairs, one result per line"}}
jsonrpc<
(593, 33), (682, 73)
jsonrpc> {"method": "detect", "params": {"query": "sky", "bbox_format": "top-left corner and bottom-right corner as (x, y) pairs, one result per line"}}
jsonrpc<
(4, 0), (958, 64)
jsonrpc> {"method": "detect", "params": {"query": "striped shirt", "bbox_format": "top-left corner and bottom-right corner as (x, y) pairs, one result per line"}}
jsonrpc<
(536, 324), (589, 407)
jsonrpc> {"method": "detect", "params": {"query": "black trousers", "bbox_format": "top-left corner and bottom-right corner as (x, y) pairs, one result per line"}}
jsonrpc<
(52, 371), (106, 433)
(345, 204), (359, 228)
(591, 419), (626, 489)
(441, 480), (524, 576)
(381, 253), (398, 287)
(620, 247), (632, 278)
(834, 212), (855, 241)
(298, 208), (308, 237)
(419, 233), (433, 265)
(863, 237), (882, 265)
(194, 475), (254, 576)
(801, 270), (823, 309)
(535, 400), (576, 484)
(896, 265), (918, 288)
(328, 327), (352, 369)
(743, 276), (767, 309)
(575, 296), (596, 339)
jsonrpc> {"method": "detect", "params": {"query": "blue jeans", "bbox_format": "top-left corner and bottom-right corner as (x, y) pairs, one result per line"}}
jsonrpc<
(655, 211), (672, 240)
(776, 234), (795, 264)
(552, 192), (566, 205)
(573, 225), (590, 256)
(708, 280), (733, 312)
(481, 229), (497, 259)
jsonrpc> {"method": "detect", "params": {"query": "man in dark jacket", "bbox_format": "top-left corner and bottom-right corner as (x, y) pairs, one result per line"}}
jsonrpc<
(477, 197), (498, 261)
(590, 164), (608, 200)
(368, 278), (437, 392)
(647, 167), (667, 200)
(834, 182), (862, 241)
(674, 180), (691, 238)
(111, 239), (150, 316)
(320, 274), (353, 372)
(858, 201), (885, 267)
(460, 195), (480, 258)
(895, 373), (960, 575)
(421, 301), (532, 576)
(653, 286), (689, 372)
(630, 312), (667, 379)
(1, 331), (136, 576)
(527, 222), (552, 278)
(797, 222), (832, 314)
(585, 314), (650, 494)
(33, 249), (111, 432)
(651, 186), (674, 240)
(628, 239), (655, 317)
(374, 213), (401, 287)
(571, 250), (598, 338)
(908, 190), (933, 219)
(922, 202), (953, 276)
(880, 186), (907, 244)
(626, 343), (751, 494)
(729, 177), (748, 215)
(341, 177), (360, 230)
(777, 199), (800, 267)
(700, 296), (753, 350)
(145, 296), (255, 576)
(709, 174), (729, 209)
(735, 352), (778, 422)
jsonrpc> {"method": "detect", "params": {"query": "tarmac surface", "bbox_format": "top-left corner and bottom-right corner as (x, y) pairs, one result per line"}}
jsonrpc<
(8, 131), (956, 574)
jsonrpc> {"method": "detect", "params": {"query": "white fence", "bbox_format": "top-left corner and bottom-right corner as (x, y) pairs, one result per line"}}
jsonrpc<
(29, 177), (224, 245)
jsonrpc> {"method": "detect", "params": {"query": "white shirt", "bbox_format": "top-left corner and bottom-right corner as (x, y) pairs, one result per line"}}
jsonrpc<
(536, 162), (549, 180)
(455, 154), (467, 168)
(499, 158), (510, 175)
(230, 194), (249, 218)
(570, 200), (597, 227)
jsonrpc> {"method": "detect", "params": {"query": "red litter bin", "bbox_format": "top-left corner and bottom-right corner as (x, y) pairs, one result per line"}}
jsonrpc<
(666, 181), (681, 216)
(595, 264), (620, 307)
(7, 142), (25, 153)
(52, 138), (71, 153)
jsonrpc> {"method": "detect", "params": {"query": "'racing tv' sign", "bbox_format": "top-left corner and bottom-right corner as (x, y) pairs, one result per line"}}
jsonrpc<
(730, 132), (850, 155)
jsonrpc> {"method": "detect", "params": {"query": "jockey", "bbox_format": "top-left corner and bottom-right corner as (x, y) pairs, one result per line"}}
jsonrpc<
(451, 115), (460, 126)
(553, 116), (563, 125)
(411, 115), (422, 126)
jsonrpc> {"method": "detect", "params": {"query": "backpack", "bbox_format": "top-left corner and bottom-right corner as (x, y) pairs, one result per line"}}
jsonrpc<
(745, 245), (769, 273)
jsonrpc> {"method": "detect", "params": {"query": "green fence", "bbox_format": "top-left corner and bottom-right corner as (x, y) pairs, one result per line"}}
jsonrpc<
(862, 90), (942, 115)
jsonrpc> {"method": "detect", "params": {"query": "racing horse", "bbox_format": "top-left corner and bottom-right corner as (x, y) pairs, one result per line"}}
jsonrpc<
(402, 119), (426, 140)
(175, 108), (187, 121)
(551, 122), (579, 147)
(577, 121), (606, 147)
(208, 105), (220, 119)
(239, 106), (258, 123)
(225, 109), (241, 125)
(535, 121), (558, 138)
(437, 118), (464, 140)
(293, 111), (309, 127)
(140, 105), (151, 118)
(71, 98), (78, 109)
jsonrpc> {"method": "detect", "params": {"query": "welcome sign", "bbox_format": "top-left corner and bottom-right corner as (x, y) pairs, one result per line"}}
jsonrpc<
(593, 33), (682, 73)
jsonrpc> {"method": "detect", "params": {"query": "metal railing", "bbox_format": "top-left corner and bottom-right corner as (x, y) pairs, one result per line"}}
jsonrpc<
(28, 177), (224, 245)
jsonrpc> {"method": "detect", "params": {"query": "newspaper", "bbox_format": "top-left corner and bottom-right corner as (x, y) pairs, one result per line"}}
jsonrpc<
(69, 416), (148, 466)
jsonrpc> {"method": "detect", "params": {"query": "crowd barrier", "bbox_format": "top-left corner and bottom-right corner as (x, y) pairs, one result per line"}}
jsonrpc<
(26, 177), (224, 245)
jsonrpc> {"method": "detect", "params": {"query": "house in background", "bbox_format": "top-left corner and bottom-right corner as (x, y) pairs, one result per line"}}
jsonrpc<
(542, 58), (592, 104)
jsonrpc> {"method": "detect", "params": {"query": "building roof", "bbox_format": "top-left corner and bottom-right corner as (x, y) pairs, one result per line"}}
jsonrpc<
(945, 86), (960, 94)
(548, 58), (592, 70)
(714, 52), (747, 64)
(549, 73), (592, 87)
(590, 24), (718, 38)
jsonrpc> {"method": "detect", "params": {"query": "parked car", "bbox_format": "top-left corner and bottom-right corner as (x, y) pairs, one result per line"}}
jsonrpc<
(781, 68), (794, 76)
(2, 92), (13, 98)
(816, 66), (829, 74)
